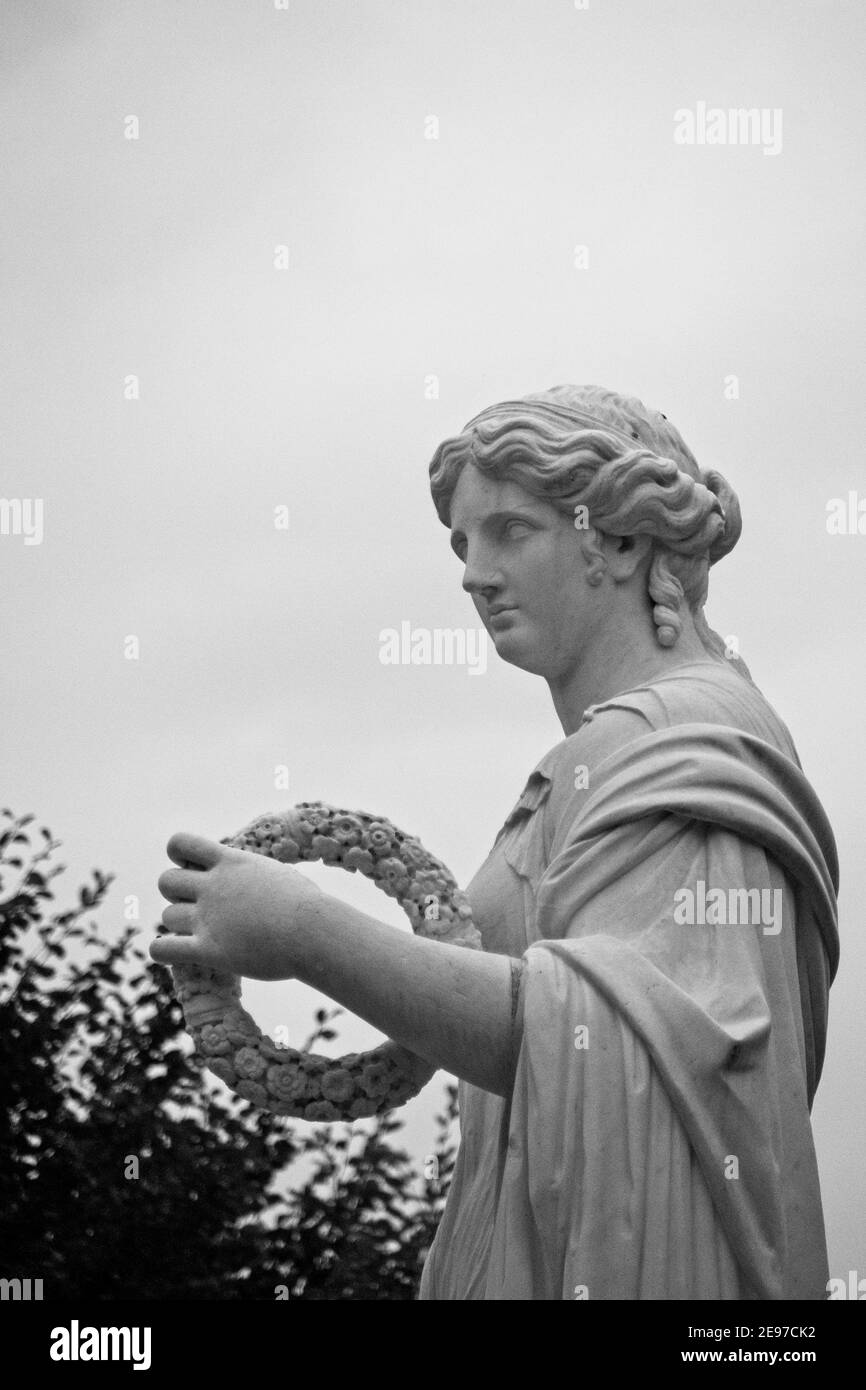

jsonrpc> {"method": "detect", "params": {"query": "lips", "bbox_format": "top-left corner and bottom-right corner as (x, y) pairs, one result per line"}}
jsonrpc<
(487, 605), (517, 621)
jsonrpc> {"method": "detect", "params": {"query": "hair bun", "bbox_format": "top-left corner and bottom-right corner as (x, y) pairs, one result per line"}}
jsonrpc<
(702, 469), (742, 564)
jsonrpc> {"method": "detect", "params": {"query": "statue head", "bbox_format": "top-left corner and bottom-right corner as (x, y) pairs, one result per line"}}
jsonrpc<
(429, 384), (748, 676)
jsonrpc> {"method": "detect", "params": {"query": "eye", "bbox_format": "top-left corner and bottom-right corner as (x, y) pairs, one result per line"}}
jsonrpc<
(504, 518), (532, 538)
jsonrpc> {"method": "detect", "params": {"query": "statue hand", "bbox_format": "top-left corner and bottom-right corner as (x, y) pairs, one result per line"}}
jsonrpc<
(150, 832), (322, 981)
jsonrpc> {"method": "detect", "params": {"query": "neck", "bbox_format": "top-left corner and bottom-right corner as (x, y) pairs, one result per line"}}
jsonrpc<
(548, 621), (715, 736)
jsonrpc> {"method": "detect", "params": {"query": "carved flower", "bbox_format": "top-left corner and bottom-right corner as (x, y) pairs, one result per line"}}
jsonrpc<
(304, 1100), (340, 1123)
(269, 1100), (301, 1117)
(331, 813), (364, 846)
(236, 1079), (269, 1107)
(362, 823), (394, 856)
(273, 836), (300, 863)
(206, 1057), (236, 1086)
(267, 1063), (311, 1104)
(360, 1061), (392, 1099)
(311, 834), (342, 863)
(300, 1054), (328, 1078)
(348, 1095), (380, 1119)
(234, 1046), (267, 1081)
(290, 818), (314, 849)
(320, 1067), (355, 1105)
(415, 867), (448, 890)
(342, 845), (374, 875)
(400, 839), (428, 869)
(199, 1023), (232, 1055)
(375, 857), (410, 896)
(299, 807), (332, 834)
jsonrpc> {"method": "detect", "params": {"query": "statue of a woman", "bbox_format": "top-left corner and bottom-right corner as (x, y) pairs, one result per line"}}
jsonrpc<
(151, 384), (838, 1300)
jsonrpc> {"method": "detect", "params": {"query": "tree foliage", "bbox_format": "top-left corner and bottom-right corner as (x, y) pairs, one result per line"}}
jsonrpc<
(0, 811), (456, 1300)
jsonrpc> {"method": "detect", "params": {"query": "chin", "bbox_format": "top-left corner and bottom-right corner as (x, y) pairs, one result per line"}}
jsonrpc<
(490, 630), (547, 676)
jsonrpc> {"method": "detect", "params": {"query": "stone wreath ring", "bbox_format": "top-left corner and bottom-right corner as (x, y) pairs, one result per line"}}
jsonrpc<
(169, 802), (481, 1121)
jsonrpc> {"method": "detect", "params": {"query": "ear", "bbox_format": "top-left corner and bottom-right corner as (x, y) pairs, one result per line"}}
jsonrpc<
(603, 532), (654, 583)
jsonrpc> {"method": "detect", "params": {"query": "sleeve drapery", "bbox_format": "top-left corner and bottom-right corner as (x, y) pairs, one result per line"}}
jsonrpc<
(481, 724), (838, 1300)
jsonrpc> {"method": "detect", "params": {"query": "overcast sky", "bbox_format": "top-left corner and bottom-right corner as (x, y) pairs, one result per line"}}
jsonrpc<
(2, 0), (864, 1282)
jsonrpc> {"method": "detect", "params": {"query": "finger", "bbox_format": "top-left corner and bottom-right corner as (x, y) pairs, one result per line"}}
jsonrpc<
(161, 902), (196, 933)
(166, 832), (223, 870)
(149, 933), (204, 968)
(158, 866), (203, 902)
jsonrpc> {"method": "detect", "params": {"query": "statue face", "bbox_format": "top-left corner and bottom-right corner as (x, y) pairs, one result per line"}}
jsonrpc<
(448, 464), (602, 680)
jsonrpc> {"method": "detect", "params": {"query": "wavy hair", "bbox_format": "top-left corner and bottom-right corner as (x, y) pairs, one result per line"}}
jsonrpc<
(429, 384), (751, 678)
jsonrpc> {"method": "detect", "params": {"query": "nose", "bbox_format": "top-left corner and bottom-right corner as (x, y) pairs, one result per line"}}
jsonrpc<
(461, 541), (502, 600)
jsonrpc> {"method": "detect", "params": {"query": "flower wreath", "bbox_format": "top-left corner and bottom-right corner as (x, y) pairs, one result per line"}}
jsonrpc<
(170, 802), (481, 1121)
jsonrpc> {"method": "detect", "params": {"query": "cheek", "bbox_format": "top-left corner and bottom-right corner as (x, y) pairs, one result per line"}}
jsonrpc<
(522, 548), (570, 610)
(529, 559), (585, 637)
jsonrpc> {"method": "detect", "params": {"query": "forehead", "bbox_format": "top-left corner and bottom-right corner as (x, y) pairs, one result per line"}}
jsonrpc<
(449, 464), (549, 529)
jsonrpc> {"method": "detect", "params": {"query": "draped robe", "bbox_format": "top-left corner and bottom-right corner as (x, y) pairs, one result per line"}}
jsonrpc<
(418, 662), (839, 1300)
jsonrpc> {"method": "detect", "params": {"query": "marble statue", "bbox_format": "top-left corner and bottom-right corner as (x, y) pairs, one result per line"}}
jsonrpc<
(152, 384), (839, 1300)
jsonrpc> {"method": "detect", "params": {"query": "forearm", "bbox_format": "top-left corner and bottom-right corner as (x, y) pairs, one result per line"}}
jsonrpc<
(292, 889), (524, 1098)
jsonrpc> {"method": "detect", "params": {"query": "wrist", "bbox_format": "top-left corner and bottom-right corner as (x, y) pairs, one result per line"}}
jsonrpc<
(285, 871), (329, 974)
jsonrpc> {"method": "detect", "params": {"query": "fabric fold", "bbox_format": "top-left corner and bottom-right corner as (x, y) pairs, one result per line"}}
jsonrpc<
(419, 672), (838, 1302)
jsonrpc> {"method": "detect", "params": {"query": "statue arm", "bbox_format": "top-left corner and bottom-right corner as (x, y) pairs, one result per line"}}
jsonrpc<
(291, 888), (523, 1098)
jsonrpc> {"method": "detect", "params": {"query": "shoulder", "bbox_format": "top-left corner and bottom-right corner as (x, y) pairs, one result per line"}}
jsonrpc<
(534, 661), (799, 849)
(536, 704), (655, 848)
